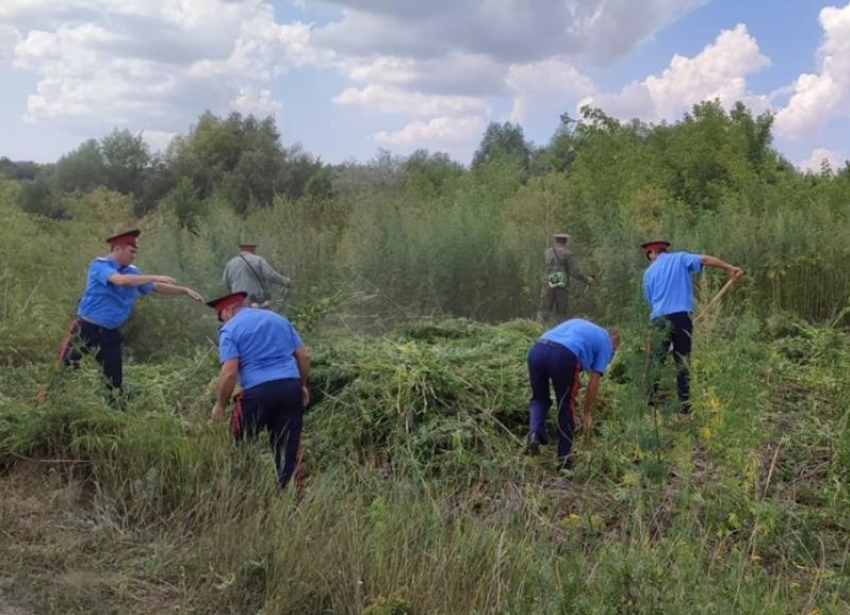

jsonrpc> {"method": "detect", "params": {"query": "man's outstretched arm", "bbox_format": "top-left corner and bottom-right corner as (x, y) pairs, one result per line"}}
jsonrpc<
(152, 283), (203, 302)
(700, 255), (743, 280)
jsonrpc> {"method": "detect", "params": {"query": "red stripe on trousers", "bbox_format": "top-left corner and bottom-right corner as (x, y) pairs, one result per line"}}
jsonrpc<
(230, 391), (244, 438)
(570, 361), (581, 424)
(294, 432), (304, 496)
(56, 318), (79, 366)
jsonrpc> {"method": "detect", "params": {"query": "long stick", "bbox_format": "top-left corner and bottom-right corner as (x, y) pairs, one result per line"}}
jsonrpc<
(694, 277), (738, 325)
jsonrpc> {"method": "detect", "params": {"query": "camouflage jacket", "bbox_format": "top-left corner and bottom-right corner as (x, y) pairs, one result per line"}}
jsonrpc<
(543, 246), (590, 286)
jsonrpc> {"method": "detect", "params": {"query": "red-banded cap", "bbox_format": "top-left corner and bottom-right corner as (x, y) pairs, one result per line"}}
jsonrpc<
(106, 229), (141, 247)
(205, 292), (247, 314)
(639, 240), (671, 252)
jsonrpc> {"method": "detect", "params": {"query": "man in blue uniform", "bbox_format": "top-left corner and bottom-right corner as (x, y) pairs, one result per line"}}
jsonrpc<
(641, 240), (743, 413)
(61, 229), (203, 390)
(526, 318), (620, 470)
(209, 292), (311, 489)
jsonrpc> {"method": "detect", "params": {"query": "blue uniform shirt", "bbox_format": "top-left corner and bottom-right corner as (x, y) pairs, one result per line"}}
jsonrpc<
(218, 308), (304, 391)
(540, 318), (614, 374)
(642, 251), (703, 320)
(77, 256), (154, 329)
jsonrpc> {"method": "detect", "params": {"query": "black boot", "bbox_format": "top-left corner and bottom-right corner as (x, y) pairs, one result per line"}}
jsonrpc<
(557, 455), (575, 472)
(526, 432), (543, 456)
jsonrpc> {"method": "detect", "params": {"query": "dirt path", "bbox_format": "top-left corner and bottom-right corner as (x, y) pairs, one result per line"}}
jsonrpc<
(0, 462), (187, 615)
(0, 587), (33, 615)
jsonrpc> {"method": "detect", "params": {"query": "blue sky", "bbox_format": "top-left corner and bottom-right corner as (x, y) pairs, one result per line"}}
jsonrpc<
(1, 0), (848, 171)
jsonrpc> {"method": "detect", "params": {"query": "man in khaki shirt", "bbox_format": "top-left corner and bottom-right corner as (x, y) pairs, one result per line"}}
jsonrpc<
(537, 233), (596, 325)
(222, 242), (292, 307)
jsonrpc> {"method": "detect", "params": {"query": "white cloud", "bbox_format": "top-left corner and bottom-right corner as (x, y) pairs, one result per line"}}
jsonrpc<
(506, 57), (594, 123)
(374, 115), (486, 148)
(799, 148), (848, 173)
(0, 0), (716, 163)
(342, 52), (506, 97)
(141, 129), (177, 153)
(334, 85), (487, 118)
(774, 2), (850, 138)
(314, 0), (708, 64)
(313, 0), (707, 158)
(230, 85), (282, 116)
(580, 24), (770, 122)
(0, 24), (21, 60)
(187, 20), (314, 80)
(3, 1), (309, 130)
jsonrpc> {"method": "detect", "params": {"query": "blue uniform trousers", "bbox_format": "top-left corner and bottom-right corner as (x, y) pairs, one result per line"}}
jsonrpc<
(61, 319), (124, 390)
(648, 311), (693, 412)
(527, 340), (581, 462)
(235, 378), (304, 488)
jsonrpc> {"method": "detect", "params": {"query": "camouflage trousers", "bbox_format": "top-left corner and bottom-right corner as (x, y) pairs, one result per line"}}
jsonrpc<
(537, 285), (570, 325)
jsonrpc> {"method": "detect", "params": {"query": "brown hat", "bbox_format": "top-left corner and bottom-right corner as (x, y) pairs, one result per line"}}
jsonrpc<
(553, 233), (570, 241)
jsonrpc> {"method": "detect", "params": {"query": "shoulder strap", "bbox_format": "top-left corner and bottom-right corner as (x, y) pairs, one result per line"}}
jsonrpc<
(239, 253), (267, 291)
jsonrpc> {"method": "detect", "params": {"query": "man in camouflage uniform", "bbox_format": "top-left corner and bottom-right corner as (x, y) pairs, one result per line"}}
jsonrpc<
(222, 242), (292, 308)
(537, 233), (596, 324)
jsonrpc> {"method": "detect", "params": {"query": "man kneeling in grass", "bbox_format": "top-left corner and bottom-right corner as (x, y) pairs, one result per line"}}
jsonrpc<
(208, 292), (311, 490)
(526, 318), (620, 471)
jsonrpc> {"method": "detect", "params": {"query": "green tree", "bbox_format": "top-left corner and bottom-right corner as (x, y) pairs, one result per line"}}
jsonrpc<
(530, 113), (578, 175)
(100, 128), (151, 195)
(472, 122), (531, 173)
(167, 111), (290, 212)
(401, 149), (463, 199)
(161, 177), (204, 231)
(0, 157), (42, 181)
(16, 176), (62, 218)
(53, 139), (105, 193)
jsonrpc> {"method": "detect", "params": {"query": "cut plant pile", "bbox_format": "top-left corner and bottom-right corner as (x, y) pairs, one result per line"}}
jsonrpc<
(1, 315), (849, 614)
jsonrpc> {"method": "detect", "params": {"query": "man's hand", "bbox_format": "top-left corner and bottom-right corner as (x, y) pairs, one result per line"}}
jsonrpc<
(184, 287), (204, 302)
(152, 275), (177, 285)
(586, 276), (597, 286)
(582, 410), (592, 432)
(211, 402), (225, 422)
(728, 266), (744, 281)
(301, 386), (310, 408)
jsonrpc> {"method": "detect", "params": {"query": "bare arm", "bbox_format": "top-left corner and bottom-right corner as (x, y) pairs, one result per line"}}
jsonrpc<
(294, 346), (311, 385)
(211, 358), (239, 421)
(108, 273), (175, 286)
(295, 345), (311, 407)
(581, 372), (603, 430)
(152, 283), (203, 302)
(700, 255), (743, 280)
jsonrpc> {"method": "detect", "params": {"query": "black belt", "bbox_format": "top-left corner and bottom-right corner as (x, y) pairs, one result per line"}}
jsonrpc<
(78, 317), (119, 333)
(537, 339), (566, 350)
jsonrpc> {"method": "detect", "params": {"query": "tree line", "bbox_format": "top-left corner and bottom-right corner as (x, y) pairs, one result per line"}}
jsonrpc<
(4, 101), (850, 325)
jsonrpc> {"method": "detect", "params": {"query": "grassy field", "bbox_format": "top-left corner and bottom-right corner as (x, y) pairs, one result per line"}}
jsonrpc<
(2, 315), (849, 614)
(3, 103), (850, 612)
